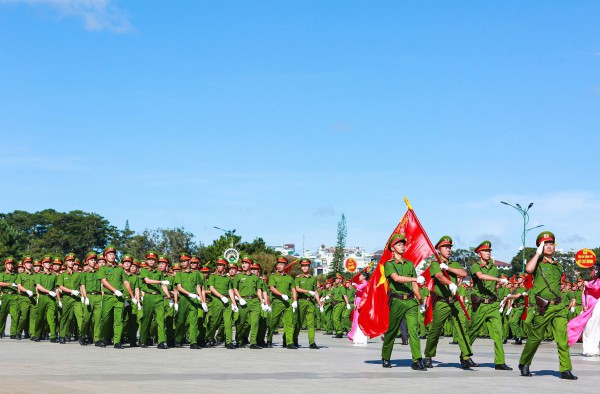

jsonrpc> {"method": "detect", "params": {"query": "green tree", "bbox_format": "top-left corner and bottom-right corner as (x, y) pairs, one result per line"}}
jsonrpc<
(331, 214), (347, 275)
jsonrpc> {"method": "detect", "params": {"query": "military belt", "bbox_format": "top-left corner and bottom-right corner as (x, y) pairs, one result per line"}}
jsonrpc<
(479, 296), (497, 304)
(436, 296), (456, 304)
(388, 292), (414, 300)
(87, 292), (101, 295)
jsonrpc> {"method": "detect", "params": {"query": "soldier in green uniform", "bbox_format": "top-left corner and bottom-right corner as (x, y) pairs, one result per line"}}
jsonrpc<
(207, 258), (236, 349)
(293, 258), (321, 349)
(328, 273), (351, 338)
(418, 283), (430, 338)
(57, 253), (82, 344)
(507, 277), (528, 345)
(518, 232), (577, 379)
(120, 255), (140, 347)
(16, 257), (37, 340)
(81, 252), (103, 346)
(174, 253), (208, 349)
(380, 234), (427, 370)
(267, 256), (297, 348)
(34, 257), (59, 342)
(0, 258), (20, 339)
(423, 236), (475, 369)
(139, 251), (172, 349)
(343, 280), (356, 333)
(159, 256), (176, 347)
(98, 246), (132, 348)
(233, 257), (263, 349)
(466, 241), (512, 370)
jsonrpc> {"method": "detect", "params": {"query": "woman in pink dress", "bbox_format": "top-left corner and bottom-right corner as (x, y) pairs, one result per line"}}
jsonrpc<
(568, 264), (600, 355)
(348, 272), (369, 343)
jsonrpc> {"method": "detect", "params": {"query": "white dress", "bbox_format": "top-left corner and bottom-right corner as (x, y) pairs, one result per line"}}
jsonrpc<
(583, 298), (600, 356)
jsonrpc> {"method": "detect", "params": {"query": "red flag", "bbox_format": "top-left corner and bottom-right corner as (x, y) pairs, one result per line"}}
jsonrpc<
(358, 201), (436, 338)
(523, 274), (534, 290)
(284, 259), (299, 274)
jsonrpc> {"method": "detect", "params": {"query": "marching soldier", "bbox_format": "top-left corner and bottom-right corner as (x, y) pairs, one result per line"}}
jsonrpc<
(81, 252), (103, 346)
(34, 257), (59, 342)
(0, 258), (20, 339)
(233, 257), (263, 349)
(57, 253), (82, 344)
(175, 253), (208, 349)
(207, 258), (236, 349)
(267, 256), (297, 348)
(423, 236), (476, 369)
(380, 234), (427, 370)
(293, 258), (321, 349)
(139, 251), (171, 349)
(518, 232), (577, 379)
(466, 241), (512, 370)
(328, 274), (350, 338)
(16, 257), (37, 340)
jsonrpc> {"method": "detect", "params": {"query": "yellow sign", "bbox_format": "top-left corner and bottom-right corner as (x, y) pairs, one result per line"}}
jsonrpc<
(575, 249), (597, 269)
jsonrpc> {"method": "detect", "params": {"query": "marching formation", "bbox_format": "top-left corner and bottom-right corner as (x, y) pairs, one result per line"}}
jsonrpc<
(0, 249), (356, 351)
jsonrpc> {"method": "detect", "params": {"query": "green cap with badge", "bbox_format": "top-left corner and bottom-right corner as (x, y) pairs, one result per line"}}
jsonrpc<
(475, 240), (492, 253)
(435, 235), (453, 249)
(536, 231), (555, 246)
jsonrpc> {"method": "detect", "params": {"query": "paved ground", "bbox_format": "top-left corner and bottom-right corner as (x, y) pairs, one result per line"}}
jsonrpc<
(0, 329), (598, 393)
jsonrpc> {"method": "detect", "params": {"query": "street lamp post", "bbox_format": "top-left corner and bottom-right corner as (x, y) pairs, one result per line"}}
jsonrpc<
(500, 202), (544, 273)
(213, 226), (236, 248)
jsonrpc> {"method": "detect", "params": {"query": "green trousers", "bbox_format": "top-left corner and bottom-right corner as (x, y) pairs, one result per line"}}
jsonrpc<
(323, 304), (333, 332)
(467, 302), (505, 364)
(267, 299), (295, 344)
(382, 298), (422, 361)
(207, 299), (234, 344)
(82, 294), (103, 341)
(175, 297), (199, 345)
(332, 303), (346, 335)
(140, 294), (165, 344)
(100, 295), (124, 343)
(425, 301), (472, 359)
(164, 299), (175, 345)
(17, 295), (36, 336)
(35, 295), (57, 339)
(59, 296), (78, 338)
(237, 298), (261, 345)
(293, 299), (315, 345)
(519, 304), (572, 372)
(509, 306), (525, 339)
(123, 301), (138, 345)
(343, 305), (353, 332)
(0, 294), (19, 336)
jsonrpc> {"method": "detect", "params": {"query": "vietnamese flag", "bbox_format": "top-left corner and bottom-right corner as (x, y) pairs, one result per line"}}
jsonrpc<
(521, 274), (534, 321)
(358, 198), (436, 338)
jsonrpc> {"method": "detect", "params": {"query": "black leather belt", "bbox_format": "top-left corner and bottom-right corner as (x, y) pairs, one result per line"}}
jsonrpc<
(389, 292), (414, 300)
(479, 297), (497, 304)
(437, 296), (456, 304)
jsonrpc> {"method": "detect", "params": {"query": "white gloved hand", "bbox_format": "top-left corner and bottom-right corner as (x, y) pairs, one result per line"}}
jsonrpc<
(319, 306), (324, 313)
(202, 303), (208, 312)
(168, 299), (174, 308)
(232, 305), (239, 313)
(58, 289), (63, 293)
(416, 276), (426, 285)
(58, 301), (63, 308)
(499, 306), (504, 313)
(308, 291), (316, 297)
(325, 295), (330, 300)
(11, 283), (17, 287)
(292, 301), (298, 309)
(419, 304), (427, 313)
(220, 296), (229, 304)
(281, 294), (289, 301)
(124, 300), (130, 307)
(239, 298), (247, 306)
(346, 303), (351, 310)
(448, 283), (458, 295)
(261, 303), (267, 311)
(464, 298), (469, 303)
(500, 278), (508, 285)
(570, 306), (575, 313)
(189, 293), (199, 300)
(71, 289), (80, 296)
(84, 297), (90, 306)
(48, 291), (57, 297)
(506, 307), (512, 316)
(267, 306), (272, 313)
(174, 303), (178, 312)
(114, 290), (123, 297)
(536, 241), (545, 255)
(141, 296), (144, 302)
(26, 290), (33, 297)
(522, 292), (528, 296)
(439, 263), (449, 271)
(137, 303), (142, 311)
(161, 280), (170, 285)
(132, 298), (138, 305)
(80, 297), (85, 303)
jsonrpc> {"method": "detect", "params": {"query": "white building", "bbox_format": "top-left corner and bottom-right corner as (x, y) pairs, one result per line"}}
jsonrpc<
(307, 245), (376, 275)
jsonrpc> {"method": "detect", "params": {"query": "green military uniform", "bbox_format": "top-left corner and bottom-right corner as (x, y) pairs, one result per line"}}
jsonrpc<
(418, 286), (429, 338)
(34, 270), (58, 340)
(174, 267), (204, 347)
(57, 268), (82, 341)
(162, 272), (175, 347)
(381, 257), (423, 363)
(81, 268), (103, 343)
(322, 286), (334, 334)
(508, 286), (527, 341)
(0, 263), (19, 337)
(123, 271), (140, 346)
(267, 271), (296, 345)
(98, 262), (128, 345)
(343, 284), (356, 332)
(16, 268), (37, 338)
(206, 267), (234, 346)
(293, 271), (318, 346)
(497, 284), (510, 340)
(234, 271), (262, 346)
(139, 265), (168, 346)
(330, 281), (348, 336)
(466, 242), (507, 366)
(519, 232), (574, 377)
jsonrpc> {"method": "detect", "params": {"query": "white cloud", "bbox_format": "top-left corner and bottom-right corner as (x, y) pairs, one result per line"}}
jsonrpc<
(0, 0), (131, 32)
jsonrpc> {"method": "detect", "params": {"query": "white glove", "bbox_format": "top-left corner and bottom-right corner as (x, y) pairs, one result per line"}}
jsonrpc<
(48, 291), (57, 297)
(220, 296), (229, 304)
(71, 289), (80, 296)
(500, 278), (508, 285)
(174, 303), (178, 312)
(261, 303), (267, 311)
(58, 289), (63, 293)
(168, 299), (174, 308)
(308, 291), (316, 297)
(161, 280), (170, 285)
(84, 298), (90, 306)
(522, 292), (528, 296)
(26, 290), (33, 297)
(132, 298), (138, 305)
(58, 301), (63, 308)
(232, 305), (239, 313)
(319, 306), (324, 313)
(11, 283), (17, 287)
(141, 296), (144, 302)
(267, 306), (272, 313)
(114, 290), (123, 297)
(124, 300), (130, 307)
(416, 276), (425, 285)
(570, 306), (575, 313)
(499, 306), (504, 313)
(439, 263), (449, 271)
(292, 301), (298, 309)
(536, 241), (545, 255)
(80, 297), (85, 303)
(281, 294), (289, 301)
(346, 303), (351, 310)
(325, 295), (330, 300)
(506, 307), (512, 316)
(448, 283), (458, 295)
(419, 304), (426, 313)
(239, 298), (247, 306)
(464, 298), (469, 303)
(137, 303), (142, 311)
(189, 293), (199, 300)
(202, 302), (208, 312)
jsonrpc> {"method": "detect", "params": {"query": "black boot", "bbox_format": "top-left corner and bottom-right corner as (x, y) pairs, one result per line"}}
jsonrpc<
(494, 364), (513, 370)
(249, 344), (262, 349)
(190, 344), (199, 349)
(423, 357), (433, 368)
(560, 371), (578, 380)
(460, 358), (472, 370)
(157, 342), (169, 349)
(226, 343), (236, 349)
(519, 364), (532, 377)
(309, 343), (319, 349)
(411, 359), (427, 371)
(514, 338), (523, 345)
(382, 359), (391, 368)
(286, 344), (298, 349)
(466, 358), (479, 367)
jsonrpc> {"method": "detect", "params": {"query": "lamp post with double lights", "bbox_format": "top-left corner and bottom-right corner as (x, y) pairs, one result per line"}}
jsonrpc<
(500, 201), (544, 273)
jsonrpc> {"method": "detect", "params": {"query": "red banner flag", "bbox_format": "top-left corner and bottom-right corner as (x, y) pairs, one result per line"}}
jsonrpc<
(358, 199), (436, 338)
(284, 259), (299, 274)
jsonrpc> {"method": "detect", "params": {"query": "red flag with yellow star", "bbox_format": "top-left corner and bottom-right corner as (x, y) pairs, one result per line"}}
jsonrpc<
(358, 199), (436, 338)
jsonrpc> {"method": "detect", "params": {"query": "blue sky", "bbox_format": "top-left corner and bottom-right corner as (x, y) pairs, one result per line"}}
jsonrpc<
(1, 1), (599, 262)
